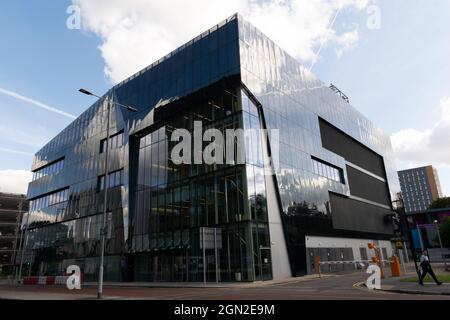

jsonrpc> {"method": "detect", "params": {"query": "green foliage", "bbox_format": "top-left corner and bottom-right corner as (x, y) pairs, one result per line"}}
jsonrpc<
(429, 197), (450, 209)
(440, 217), (450, 248)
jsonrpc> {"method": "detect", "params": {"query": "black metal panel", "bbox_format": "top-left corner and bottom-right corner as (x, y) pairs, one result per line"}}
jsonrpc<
(319, 118), (387, 179)
(330, 193), (395, 234)
(346, 165), (391, 206)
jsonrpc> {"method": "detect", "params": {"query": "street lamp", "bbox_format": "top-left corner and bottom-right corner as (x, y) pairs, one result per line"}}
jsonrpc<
(433, 220), (449, 271)
(17, 210), (32, 283)
(392, 197), (421, 279)
(78, 89), (139, 112)
(79, 88), (138, 299)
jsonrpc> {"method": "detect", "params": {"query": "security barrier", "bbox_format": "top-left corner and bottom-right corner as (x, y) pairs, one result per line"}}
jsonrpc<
(317, 259), (400, 277)
(22, 274), (85, 285)
(317, 259), (391, 275)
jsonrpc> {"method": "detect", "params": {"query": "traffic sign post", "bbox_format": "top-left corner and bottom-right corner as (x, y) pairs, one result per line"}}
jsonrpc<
(200, 227), (222, 285)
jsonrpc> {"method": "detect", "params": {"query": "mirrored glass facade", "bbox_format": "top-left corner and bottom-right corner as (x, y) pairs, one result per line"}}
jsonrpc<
(24, 14), (399, 281)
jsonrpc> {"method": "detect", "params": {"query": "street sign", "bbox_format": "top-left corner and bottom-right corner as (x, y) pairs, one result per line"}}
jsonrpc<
(200, 227), (222, 249)
(395, 241), (403, 249)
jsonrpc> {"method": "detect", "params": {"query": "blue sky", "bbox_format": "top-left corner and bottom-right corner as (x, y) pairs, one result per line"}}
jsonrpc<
(0, 0), (449, 196)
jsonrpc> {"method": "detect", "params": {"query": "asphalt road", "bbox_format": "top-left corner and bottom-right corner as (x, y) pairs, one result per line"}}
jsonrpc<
(0, 272), (449, 300)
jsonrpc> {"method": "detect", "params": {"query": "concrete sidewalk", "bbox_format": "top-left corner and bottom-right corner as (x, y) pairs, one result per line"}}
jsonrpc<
(357, 265), (450, 296)
(377, 273), (450, 296)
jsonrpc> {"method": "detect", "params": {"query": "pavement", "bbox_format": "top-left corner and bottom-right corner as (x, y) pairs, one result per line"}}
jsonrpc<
(355, 264), (450, 296)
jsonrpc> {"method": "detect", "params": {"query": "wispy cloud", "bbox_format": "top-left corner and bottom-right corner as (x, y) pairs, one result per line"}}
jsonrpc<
(309, 2), (344, 71)
(0, 147), (34, 157)
(0, 87), (76, 119)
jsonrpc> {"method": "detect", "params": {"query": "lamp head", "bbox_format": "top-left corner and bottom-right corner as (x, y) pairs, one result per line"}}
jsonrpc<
(78, 88), (94, 96)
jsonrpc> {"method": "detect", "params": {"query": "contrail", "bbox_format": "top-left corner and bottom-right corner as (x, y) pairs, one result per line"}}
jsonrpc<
(0, 147), (34, 157)
(0, 87), (76, 119)
(309, 3), (344, 72)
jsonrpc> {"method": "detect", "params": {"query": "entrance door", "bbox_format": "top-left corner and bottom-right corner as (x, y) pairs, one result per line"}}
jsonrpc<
(259, 247), (272, 281)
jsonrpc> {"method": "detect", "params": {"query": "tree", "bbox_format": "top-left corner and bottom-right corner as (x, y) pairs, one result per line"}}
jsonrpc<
(429, 197), (450, 209)
(440, 217), (450, 248)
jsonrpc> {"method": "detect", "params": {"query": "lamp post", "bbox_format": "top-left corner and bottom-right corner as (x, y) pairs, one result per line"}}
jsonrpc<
(79, 88), (138, 299)
(392, 197), (420, 279)
(17, 210), (31, 283)
(434, 220), (449, 271)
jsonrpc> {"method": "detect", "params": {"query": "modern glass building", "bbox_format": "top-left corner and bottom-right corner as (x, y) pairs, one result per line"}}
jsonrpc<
(23, 14), (400, 282)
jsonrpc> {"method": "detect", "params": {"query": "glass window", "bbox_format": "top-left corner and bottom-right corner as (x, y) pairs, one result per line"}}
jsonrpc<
(335, 168), (340, 182)
(157, 127), (166, 142)
(158, 140), (167, 186)
(311, 158), (344, 183)
(108, 172), (115, 188)
(118, 170), (123, 185)
(144, 146), (152, 187)
(145, 132), (152, 147)
(98, 175), (105, 191)
(110, 135), (117, 150)
(138, 147), (145, 188)
(150, 130), (158, 144)
(100, 138), (107, 153)
(151, 143), (158, 187)
(117, 133), (124, 147)
(318, 162), (324, 176)
(326, 165), (332, 179)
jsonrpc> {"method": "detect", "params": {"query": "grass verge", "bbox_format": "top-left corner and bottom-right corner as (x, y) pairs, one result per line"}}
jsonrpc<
(400, 274), (450, 283)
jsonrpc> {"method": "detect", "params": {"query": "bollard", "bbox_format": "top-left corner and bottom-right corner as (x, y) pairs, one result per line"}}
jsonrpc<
(316, 256), (321, 278)
(390, 256), (401, 277)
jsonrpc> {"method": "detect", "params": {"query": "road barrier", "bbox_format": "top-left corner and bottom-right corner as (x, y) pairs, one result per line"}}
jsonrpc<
(316, 259), (392, 276)
(22, 274), (85, 285)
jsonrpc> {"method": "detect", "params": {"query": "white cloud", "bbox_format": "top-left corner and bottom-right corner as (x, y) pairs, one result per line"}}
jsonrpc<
(0, 169), (32, 195)
(73, 0), (372, 83)
(391, 97), (450, 170)
(334, 28), (359, 58)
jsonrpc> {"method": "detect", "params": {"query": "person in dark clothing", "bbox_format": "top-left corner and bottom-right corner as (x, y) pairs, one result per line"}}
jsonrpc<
(419, 249), (442, 286)
(120, 255), (128, 282)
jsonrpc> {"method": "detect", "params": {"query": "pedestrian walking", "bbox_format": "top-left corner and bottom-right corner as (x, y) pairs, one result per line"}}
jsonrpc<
(419, 249), (442, 286)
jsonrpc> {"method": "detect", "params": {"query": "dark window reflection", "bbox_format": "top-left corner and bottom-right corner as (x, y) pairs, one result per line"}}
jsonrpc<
(98, 169), (124, 191)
